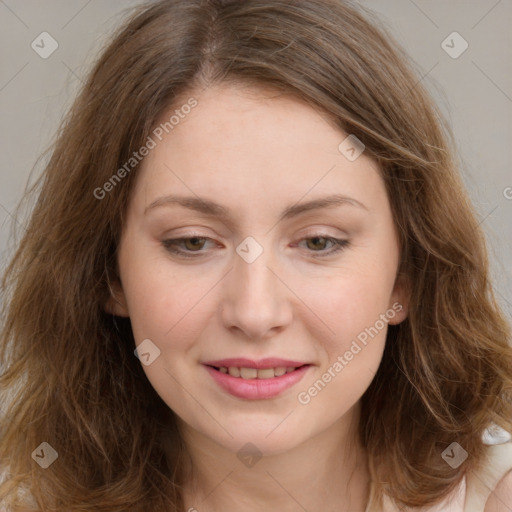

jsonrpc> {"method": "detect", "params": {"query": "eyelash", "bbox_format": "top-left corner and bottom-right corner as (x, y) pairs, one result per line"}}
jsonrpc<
(161, 235), (350, 259)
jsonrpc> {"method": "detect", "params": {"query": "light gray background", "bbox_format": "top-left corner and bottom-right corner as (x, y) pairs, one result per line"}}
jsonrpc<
(0, 0), (511, 320)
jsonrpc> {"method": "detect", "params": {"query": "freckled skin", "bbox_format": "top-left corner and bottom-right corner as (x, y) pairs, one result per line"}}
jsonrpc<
(108, 84), (408, 512)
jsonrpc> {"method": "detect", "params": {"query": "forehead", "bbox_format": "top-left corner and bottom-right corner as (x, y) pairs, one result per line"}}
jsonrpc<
(132, 83), (385, 215)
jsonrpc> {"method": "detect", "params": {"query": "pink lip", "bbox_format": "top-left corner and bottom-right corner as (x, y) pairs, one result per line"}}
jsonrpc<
(203, 359), (311, 400)
(203, 358), (307, 369)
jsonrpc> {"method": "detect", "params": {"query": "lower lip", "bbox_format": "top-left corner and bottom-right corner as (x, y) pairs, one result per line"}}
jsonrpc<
(204, 365), (311, 400)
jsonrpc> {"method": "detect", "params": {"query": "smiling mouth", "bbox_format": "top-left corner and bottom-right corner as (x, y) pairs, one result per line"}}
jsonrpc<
(204, 362), (312, 399)
(207, 365), (309, 379)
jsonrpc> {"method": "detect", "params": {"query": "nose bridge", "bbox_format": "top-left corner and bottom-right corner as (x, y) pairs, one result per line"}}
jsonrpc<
(221, 240), (292, 338)
(236, 249), (274, 298)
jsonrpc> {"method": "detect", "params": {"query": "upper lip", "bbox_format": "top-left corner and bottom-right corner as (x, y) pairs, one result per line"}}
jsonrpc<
(203, 358), (310, 369)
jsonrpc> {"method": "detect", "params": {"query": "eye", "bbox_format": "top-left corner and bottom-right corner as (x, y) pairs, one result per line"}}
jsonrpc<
(161, 234), (350, 259)
(294, 235), (350, 257)
(162, 236), (216, 258)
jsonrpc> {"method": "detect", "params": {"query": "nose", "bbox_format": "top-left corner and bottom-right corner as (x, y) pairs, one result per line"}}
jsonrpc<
(220, 246), (293, 340)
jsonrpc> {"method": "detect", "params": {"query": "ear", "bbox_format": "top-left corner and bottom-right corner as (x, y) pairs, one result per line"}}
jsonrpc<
(105, 279), (130, 317)
(388, 272), (409, 325)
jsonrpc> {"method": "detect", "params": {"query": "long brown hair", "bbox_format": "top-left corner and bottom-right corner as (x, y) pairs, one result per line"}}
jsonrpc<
(1, 0), (511, 510)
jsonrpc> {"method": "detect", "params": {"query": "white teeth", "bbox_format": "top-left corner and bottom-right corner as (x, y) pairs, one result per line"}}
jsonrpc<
(240, 367), (258, 379)
(228, 366), (240, 377)
(220, 366), (301, 379)
(257, 368), (275, 379)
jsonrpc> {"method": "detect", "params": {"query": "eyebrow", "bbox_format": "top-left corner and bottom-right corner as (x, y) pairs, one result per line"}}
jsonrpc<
(144, 193), (368, 221)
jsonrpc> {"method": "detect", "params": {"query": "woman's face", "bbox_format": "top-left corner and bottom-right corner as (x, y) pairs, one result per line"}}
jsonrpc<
(110, 83), (407, 455)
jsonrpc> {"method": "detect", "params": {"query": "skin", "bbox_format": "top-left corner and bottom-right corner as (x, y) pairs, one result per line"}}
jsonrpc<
(107, 82), (409, 512)
(484, 471), (512, 512)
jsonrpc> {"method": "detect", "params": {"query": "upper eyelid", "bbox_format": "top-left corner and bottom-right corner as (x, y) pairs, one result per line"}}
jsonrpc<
(162, 224), (349, 238)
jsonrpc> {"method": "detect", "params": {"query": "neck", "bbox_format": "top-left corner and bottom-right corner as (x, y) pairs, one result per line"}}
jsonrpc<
(178, 404), (371, 512)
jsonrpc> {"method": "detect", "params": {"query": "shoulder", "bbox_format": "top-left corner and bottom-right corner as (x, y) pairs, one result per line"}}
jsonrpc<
(465, 427), (512, 511)
(480, 426), (512, 511)
(484, 469), (512, 512)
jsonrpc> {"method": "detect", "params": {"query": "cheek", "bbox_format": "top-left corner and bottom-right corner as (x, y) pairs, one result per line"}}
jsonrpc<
(294, 268), (394, 414)
(295, 260), (398, 350)
(296, 338), (384, 426)
(124, 269), (212, 344)
(301, 284), (390, 397)
(119, 245), (231, 368)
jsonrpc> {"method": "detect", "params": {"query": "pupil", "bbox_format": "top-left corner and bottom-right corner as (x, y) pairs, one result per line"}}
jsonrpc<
(309, 237), (325, 250)
(186, 237), (203, 250)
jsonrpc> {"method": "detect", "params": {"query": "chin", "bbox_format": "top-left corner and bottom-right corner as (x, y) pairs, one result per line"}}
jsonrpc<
(197, 413), (314, 457)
